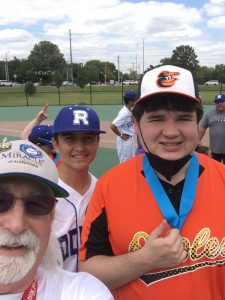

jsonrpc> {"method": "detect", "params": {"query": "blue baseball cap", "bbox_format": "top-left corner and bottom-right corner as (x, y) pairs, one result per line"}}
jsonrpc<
(124, 90), (138, 101)
(214, 93), (225, 102)
(29, 125), (53, 146)
(52, 105), (106, 134)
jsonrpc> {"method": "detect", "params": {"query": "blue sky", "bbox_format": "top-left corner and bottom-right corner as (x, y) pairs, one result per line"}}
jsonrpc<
(0, 0), (225, 73)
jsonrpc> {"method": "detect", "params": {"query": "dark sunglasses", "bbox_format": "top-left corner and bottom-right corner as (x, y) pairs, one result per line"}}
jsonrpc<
(215, 100), (225, 104)
(0, 192), (57, 215)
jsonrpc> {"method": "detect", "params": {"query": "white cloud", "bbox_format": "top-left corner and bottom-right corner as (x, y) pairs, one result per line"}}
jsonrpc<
(0, 0), (224, 71)
(208, 16), (225, 28)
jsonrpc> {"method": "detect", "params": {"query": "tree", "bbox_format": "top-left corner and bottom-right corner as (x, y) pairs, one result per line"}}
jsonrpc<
(24, 81), (36, 96)
(214, 64), (225, 92)
(170, 45), (199, 74)
(77, 68), (87, 89)
(53, 71), (63, 104)
(160, 45), (199, 74)
(27, 41), (66, 84)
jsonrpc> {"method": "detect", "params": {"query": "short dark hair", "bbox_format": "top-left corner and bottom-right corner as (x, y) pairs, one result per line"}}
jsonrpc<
(132, 94), (203, 123)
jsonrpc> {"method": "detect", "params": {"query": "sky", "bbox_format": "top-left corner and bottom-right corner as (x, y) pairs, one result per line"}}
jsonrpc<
(0, 0), (225, 73)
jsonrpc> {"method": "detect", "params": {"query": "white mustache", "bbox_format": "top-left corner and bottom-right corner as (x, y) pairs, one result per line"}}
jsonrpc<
(0, 230), (39, 249)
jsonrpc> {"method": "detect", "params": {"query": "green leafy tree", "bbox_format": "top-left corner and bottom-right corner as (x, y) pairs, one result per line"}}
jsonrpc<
(27, 41), (66, 84)
(214, 64), (225, 92)
(77, 68), (87, 89)
(170, 45), (199, 73)
(53, 71), (63, 104)
(195, 66), (215, 84)
(24, 81), (36, 96)
(160, 57), (173, 66)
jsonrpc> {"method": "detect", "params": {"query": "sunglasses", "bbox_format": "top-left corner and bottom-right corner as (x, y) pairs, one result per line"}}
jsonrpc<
(215, 100), (225, 104)
(0, 192), (57, 215)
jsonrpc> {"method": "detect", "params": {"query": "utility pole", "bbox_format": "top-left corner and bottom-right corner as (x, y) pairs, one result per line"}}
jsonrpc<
(69, 29), (74, 86)
(117, 55), (120, 85)
(5, 52), (9, 81)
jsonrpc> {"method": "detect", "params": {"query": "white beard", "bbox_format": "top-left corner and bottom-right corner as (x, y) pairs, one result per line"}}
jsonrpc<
(0, 230), (40, 284)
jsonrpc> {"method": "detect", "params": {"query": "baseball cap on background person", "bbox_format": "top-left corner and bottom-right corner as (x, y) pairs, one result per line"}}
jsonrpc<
(28, 124), (53, 146)
(214, 93), (225, 103)
(0, 138), (68, 198)
(136, 65), (201, 104)
(124, 90), (138, 102)
(52, 105), (106, 134)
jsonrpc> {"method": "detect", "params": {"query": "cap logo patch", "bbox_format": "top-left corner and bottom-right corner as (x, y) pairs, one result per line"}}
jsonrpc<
(0, 137), (11, 152)
(20, 144), (43, 158)
(156, 70), (180, 88)
(73, 110), (89, 126)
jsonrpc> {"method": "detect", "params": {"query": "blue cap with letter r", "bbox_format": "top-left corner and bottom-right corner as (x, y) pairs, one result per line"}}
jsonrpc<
(52, 105), (106, 134)
(214, 93), (225, 102)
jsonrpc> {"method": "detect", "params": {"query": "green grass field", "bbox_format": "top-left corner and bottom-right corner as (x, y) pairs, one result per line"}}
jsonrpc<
(0, 84), (223, 106)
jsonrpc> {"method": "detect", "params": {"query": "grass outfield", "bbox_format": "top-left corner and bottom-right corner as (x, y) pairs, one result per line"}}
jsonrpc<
(0, 84), (223, 106)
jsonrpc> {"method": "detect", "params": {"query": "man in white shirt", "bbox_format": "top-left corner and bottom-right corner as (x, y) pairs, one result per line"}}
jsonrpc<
(0, 139), (113, 299)
(52, 105), (106, 272)
(111, 90), (137, 163)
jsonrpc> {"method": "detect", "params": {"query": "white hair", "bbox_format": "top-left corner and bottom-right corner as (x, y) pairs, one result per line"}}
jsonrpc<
(0, 230), (63, 284)
(0, 230), (39, 284)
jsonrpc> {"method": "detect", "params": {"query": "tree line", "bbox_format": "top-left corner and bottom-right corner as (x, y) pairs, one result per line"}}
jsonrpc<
(0, 41), (225, 88)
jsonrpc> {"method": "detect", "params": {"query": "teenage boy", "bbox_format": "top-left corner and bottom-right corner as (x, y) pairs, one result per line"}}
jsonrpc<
(52, 105), (105, 272)
(79, 66), (225, 299)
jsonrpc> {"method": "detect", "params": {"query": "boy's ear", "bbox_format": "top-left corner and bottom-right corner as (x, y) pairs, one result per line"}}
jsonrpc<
(51, 137), (59, 153)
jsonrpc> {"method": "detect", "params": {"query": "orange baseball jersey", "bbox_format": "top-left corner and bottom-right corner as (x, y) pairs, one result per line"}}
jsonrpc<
(80, 153), (225, 300)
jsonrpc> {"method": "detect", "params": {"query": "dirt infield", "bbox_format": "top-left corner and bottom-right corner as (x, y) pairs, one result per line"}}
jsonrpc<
(0, 121), (117, 149)
(0, 120), (209, 149)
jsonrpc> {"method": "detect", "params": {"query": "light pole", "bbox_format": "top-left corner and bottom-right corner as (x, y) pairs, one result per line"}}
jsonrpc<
(5, 52), (9, 82)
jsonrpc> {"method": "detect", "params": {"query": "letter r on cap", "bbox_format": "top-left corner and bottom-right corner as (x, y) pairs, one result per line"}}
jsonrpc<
(73, 110), (89, 126)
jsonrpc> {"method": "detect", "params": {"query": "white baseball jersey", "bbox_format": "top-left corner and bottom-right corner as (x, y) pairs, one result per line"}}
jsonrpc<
(112, 105), (134, 136)
(53, 174), (97, 272)
(1, 267), (113, 299)
(112, 105), (135, 163)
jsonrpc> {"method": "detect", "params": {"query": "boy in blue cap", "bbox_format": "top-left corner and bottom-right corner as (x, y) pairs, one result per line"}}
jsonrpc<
(199, 93), (225, 163)
(51, 105), (105, 272)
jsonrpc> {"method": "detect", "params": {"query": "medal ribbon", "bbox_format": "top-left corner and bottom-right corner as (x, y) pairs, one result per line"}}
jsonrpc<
(21, 278), (38, 300)
(143, 152), (199, 230)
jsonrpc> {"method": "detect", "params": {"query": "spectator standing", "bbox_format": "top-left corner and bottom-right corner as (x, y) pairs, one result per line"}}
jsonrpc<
(110, 91), (137, 163)
(0, 139), (113, 299)
(79, 66), (225, 299)
(199, 93), (225, 163)
(52, 105), (105, 272)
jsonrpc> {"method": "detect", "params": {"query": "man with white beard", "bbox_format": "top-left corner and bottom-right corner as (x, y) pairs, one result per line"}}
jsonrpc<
(0, 139), (113, 299)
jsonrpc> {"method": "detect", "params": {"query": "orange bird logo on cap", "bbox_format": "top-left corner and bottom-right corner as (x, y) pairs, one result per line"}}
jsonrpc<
(156, 70), (180, 88)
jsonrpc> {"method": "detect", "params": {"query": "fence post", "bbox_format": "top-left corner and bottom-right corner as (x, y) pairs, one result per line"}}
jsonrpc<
(121, 81), (124, 104)
(90, 82), (92, 105)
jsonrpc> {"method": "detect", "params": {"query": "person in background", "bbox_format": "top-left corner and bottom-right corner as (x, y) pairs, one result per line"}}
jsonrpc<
(199, 93), (225, 163)
(79, 65), (225, 299)
(110, 90), (137, 163)
(52, 105), (106, 272)
(0, 138), (113, 299)
(20, 103), (60, 166)
(28, 124), (53, 155)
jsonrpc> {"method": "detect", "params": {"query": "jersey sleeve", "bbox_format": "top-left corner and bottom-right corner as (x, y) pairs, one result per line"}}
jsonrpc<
(112, 110), (128, 127)
(79, 180), (114, 261)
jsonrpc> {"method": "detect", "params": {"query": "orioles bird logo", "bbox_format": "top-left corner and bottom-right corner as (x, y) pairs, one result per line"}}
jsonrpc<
(156, 70), (180, 88)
